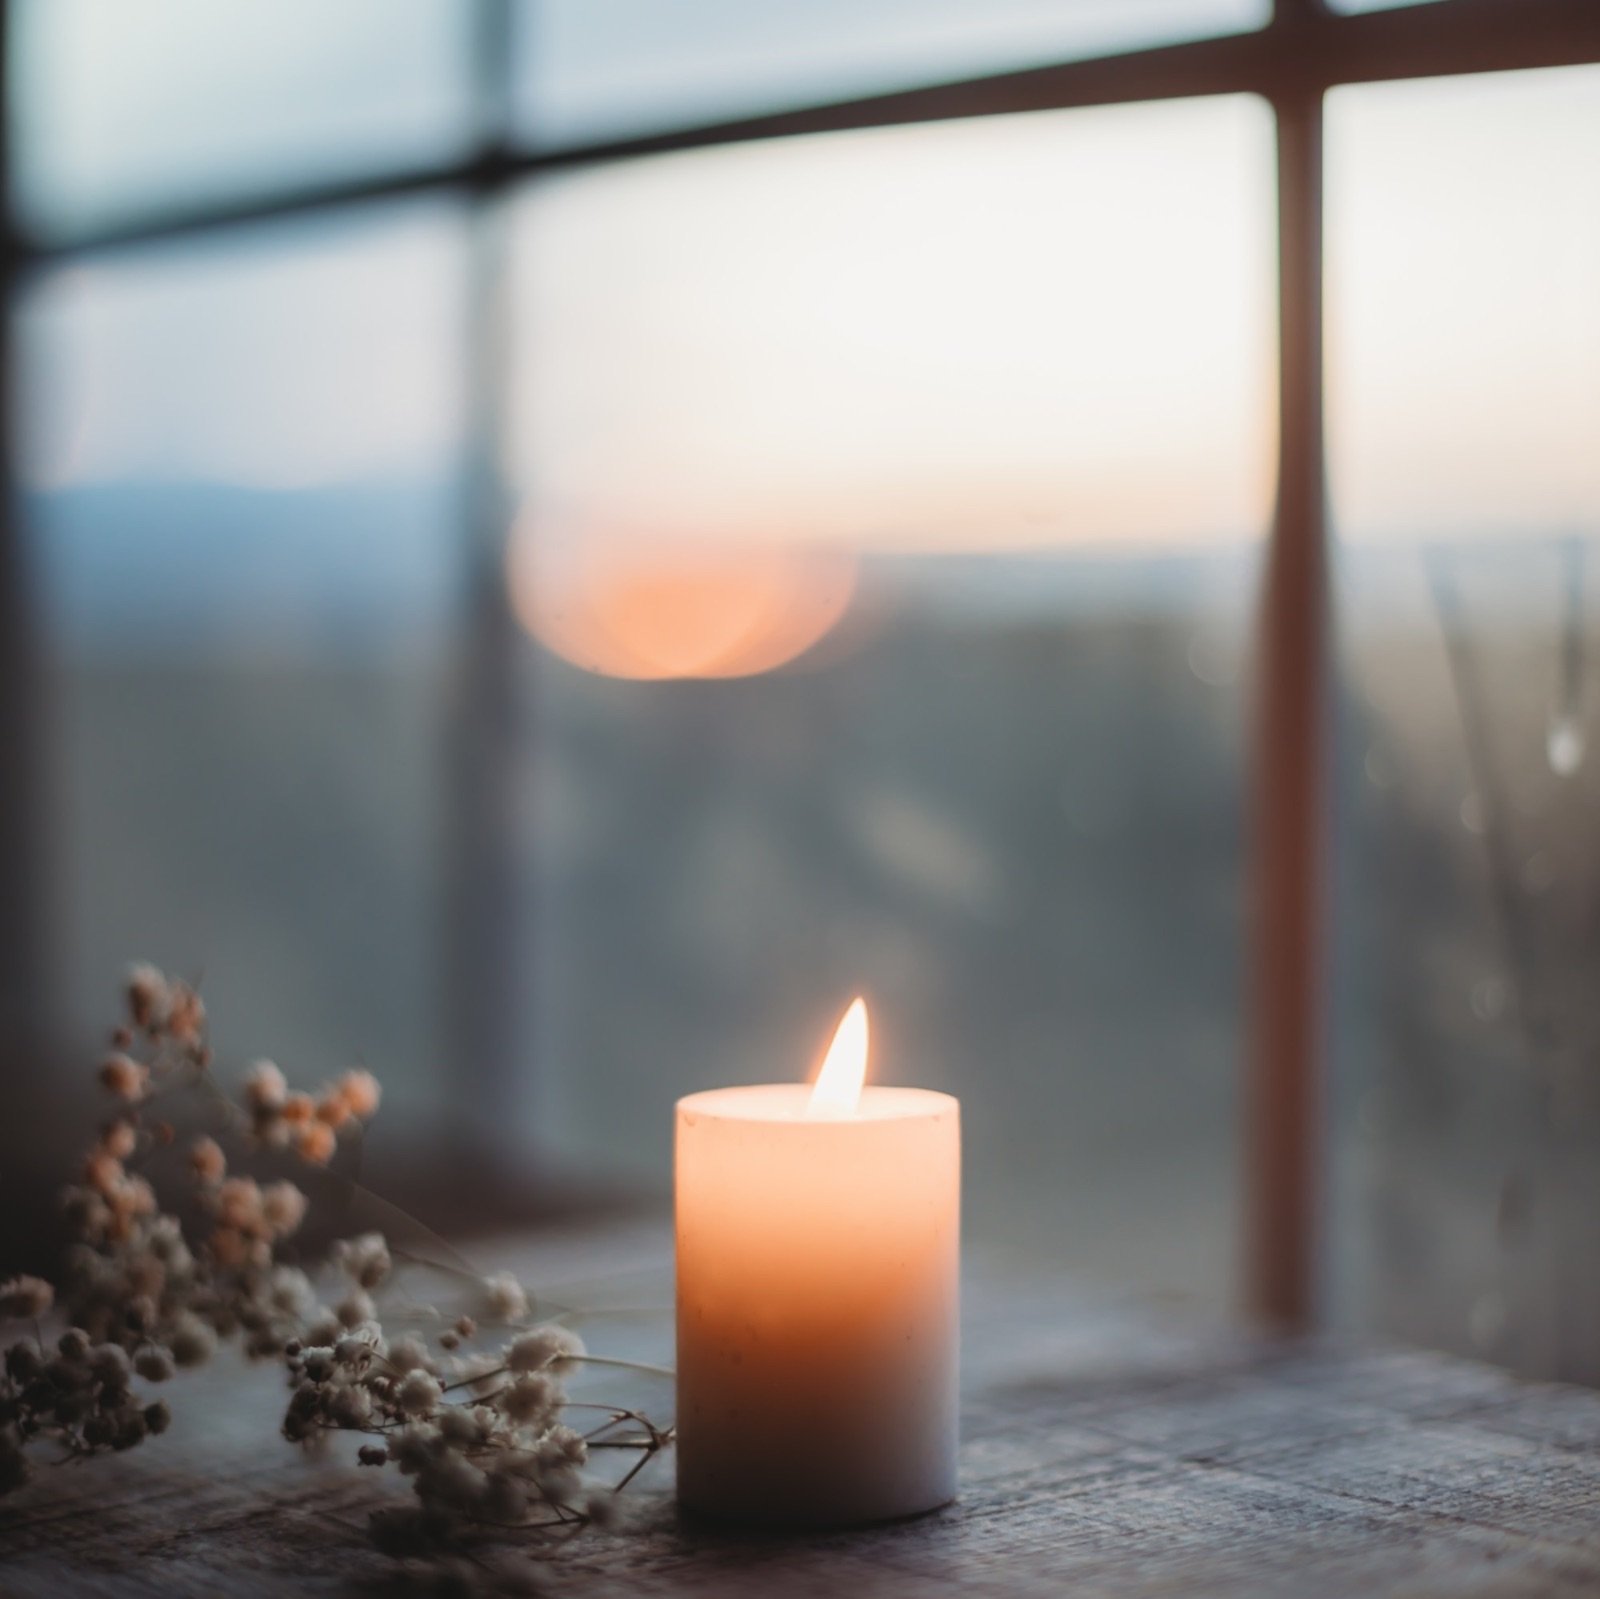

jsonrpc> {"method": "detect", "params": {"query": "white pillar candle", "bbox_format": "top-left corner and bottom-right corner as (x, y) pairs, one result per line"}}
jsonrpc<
(675, 1000), (960, 1527)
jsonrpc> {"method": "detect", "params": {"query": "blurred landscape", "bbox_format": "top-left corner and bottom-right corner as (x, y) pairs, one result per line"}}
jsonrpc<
(1337, 541), (1600, 1384)
(32, 478), (1249, 1307)
(28, 476), (1600, 1373)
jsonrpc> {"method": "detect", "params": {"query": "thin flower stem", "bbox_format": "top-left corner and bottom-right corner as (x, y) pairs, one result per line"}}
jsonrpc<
(550, 1305), (672, 1325)
(573, 1402), (668, 1447)
(440, 1364), (506, 1395)
(470, 1512), (576, 1533)
(613, 1447), (658, 1497)
(566, 1353), (674, 1378)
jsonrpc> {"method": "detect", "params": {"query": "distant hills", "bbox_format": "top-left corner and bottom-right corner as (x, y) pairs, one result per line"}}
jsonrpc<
(23, 477), (1584, 660)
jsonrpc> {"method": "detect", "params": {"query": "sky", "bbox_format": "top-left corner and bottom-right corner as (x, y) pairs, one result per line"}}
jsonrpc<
(510, 94), (1279, 561)
(1326, 64), (1600, 546)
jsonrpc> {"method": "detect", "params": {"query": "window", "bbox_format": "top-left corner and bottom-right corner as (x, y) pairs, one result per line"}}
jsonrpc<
(4, 0), (1598, 1362)
(1327, 63), (1600, 1380)
(17, 203), (468, 1133)
(10, 0), (476, 240)
(508, 97), (1274, 1295)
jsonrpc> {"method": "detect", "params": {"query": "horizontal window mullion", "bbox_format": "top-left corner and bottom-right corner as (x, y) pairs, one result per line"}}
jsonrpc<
(10, 0), (1600, 266)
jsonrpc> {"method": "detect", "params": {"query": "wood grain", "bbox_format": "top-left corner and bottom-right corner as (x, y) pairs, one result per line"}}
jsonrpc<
(4, 1220), (1598, 1596)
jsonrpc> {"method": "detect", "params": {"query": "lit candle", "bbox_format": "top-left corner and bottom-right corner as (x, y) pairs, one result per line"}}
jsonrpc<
(675, 999), (960, 1527)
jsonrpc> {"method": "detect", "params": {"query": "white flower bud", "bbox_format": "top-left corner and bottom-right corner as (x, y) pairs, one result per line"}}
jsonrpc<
(125, 963), (169, 1029)
(539, 1423), (588, 1469)
(335, 1291), (374, 1331)
(332, 1232), (391, 1290)
(57, 1327), (90, 1361)
(482, 1272), (528, 1322)
(385, 1335), (431, 1374)
(506, 1325), (584, 1375)
(242, 1060), (288, 1112)
(259, 1181), (307, 1239)
(98, 1054), (148, 1101)
(169, 1313), (217, 1368)
(0, 1280), (53, 1318)
(437, 1405), (492, 1446)
(134, 1347), (175, 1383)
(304, 1310), (342, 1347)
(89, 1343), (132, 1388)
(329, 1384), (374, 1429)
(498, 1373), (558, 1428)
(388, 1423), (442, 1475)
(396, 1369), (443, 1416)
(300, 1346), (336, 1382)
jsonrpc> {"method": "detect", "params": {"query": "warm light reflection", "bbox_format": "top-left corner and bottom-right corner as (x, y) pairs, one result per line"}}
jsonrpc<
(507, 514), (857, 679)
(807, 997), (869, 1118)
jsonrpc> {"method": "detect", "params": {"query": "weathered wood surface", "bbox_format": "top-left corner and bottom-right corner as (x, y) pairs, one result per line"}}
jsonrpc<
(4, 1217), (1600, 1596)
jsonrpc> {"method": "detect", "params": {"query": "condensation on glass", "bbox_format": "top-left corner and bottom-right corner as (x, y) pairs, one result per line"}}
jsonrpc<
(505, 97), (1277, 1305)
(512, 0), (1271, 149)
(1326, 63), (1600, 1383)
(14, 202), (469, 1128)
(8, 0), (476, 239)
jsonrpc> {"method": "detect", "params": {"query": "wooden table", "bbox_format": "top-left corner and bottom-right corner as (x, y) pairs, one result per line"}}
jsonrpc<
(4, 1218), (1599, 1596)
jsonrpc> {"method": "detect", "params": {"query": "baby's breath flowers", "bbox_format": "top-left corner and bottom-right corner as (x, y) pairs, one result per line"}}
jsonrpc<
(0, 1276), (53, 1320)
(271, 1236), (672, 1553)
(0, 961), (673, 1571)
(240, 1058), (378, 1164)
(0, 1307), (173, 1495)
(98, 1053), (148, 1101)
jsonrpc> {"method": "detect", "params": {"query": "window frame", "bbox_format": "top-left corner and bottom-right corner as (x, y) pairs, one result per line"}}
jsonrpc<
(2, 0), (1597, 1325)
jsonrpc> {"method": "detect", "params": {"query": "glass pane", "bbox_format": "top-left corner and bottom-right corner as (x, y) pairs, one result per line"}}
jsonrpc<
(1327, 66), (1600, 1383)
(11, 0), (476, 240)
(16, 203), (468, 1138)
(513, 0), (1271, 149)
(510, 98), (1276, 1304)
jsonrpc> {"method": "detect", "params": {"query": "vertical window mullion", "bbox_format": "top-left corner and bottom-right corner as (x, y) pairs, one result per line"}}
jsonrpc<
(1247, 68), (1329, 1330)
(0, 0), (46, 1073)
(441, 0), (523, 1163)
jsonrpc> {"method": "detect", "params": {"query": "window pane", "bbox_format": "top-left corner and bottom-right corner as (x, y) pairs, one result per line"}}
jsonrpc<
(510, 99), (1275, 1302)
(1327, 66), (1600, 1382)
(11, 0), (476, 240)
(513, 0), (1271, 149)
(16, 203), (468, 1141)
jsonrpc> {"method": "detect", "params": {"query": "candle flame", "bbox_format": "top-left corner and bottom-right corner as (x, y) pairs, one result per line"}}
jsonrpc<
(806, 997), (869, 1117)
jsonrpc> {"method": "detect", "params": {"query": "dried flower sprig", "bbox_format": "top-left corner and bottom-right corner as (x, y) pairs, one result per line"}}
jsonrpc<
(0, 964), (674, 1566)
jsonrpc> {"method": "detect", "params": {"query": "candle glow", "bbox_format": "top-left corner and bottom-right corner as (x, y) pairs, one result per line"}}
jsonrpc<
(675, 998), (960, 1527)
(806, 996), (869, 1118)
